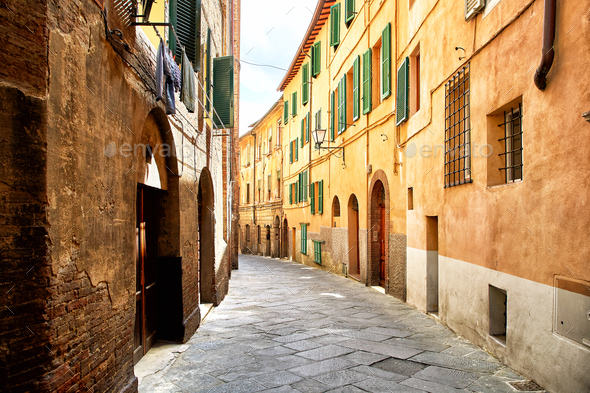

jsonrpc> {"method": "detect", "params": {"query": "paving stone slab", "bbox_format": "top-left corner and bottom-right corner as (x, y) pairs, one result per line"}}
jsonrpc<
(413, 366), (478, 389)
(295, 344), (355, 361)
(362, 326), (413, 338)
(350, 365), (406, 382)
(288, 358), (356, 378)
(291, 378), (331, 393)
(324, 386), (368, 393)
(312, 369), (369, 389)
(339, 338), (424, 359)
(341, 350), (389, 365)
(370, 357), (427, 376)
(400, 377), (464, 393)
(252, 371), (303, 389)
(283, 339), (325, 352)
(353, 378), (424, 392)
(465, 375), (520, 393)
(409, 352), (501, 374)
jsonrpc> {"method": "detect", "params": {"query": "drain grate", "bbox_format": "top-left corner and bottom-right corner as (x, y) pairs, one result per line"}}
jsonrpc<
(509, 380), (545, 392)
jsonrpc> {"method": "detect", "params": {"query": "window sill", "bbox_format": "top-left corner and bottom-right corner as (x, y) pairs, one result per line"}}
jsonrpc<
(488, 180), (523, 190)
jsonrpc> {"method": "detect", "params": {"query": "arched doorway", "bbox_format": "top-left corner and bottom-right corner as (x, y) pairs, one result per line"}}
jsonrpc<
(135, 107), (181, 364)
(368, 170), (390, 289)
(198, 168), (215, 304)
(245, 224), (251, 253)
(265, 225), (271, 256)
(282, 218), (289, 258)
(348, 194), (360, 279)
(257, 225), (261, 254)
(273, 216), (280, 258)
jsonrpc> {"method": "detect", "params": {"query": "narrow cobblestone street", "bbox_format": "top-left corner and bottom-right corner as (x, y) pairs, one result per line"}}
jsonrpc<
(138, 255), (532, 393)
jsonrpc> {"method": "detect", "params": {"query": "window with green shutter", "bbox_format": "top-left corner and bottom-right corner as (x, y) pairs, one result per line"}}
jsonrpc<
(338, 76), (347, 134)
(313, 241), (322, 264)
(330, 4), (340, 47)
(396, 57), (410, 125)
(303, 170), (308, 201)
(205, 28), (212, 112)
(330, 90), (335, 140)
(289, 141), (293, 163)
(302, 63), (309, 105)
(298, 173), (303, 203)
(169, 0), (202, 69)
(212, 56), (235, 129)
(291, 92), (298, 116)
(301, 119), (305, 147)
(294, 181), (299, 203)
(301, 224), (308, 254)
(353, 56), (360, 121)
(310, 182), (315, 214)
(295, 138), (299, 161)
(362, 49), (372, 114)
(289, 183), (292, 204)
(345, 0), (355, 25)
(284, 100), (289, 123)
(306, 113), (310, 143)
(381, 23), (392, 100)
(311, 42), (321, 77)
(318, 180), (324, 214)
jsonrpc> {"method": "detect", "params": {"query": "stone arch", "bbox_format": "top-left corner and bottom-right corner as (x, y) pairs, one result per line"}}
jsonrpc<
(198, 167), (216, 304)
(368, 169), (390, 288)
(348, 194), (360, 278)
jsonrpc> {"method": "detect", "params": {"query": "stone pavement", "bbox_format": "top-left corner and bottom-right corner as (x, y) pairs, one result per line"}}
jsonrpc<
(137, 255), (539, 393)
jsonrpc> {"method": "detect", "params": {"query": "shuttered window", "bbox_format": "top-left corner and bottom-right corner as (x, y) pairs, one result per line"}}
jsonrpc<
(353, 56), (360, 121)
(313, 241), (322, 264)
(301, 224), (308, 254)
(396, 57), (410, 125)
(306, 113), (310, 143)
(465, 0), (485, 21)
(289, 141), (293, 164)
(302, 63), (310, 105)
(318, 180), (324, 214)
(311, 42), (321, 77)
(284, 100), (289, 124)
(142, 0), (155, 20)
(205, 28), (212, 111)
(310, 182), (315, 214)
(345, 0), (355, 24)
(338, 76), (347, 134)
(294, 182), (299, 204)
(291, 92), (298, 116)
(330, 4), (340, 47)
(304, 170), (308, 201)
(330, 90), (336, 141)
(301, 118), (305, 147)
(362, 49), (372, 114)
(381, 23), (392, 100)
(289, 183), (292, 204)
(295, 138), (298, 161)
(169, 0), (201, 69)
(212, 56), (234, 129)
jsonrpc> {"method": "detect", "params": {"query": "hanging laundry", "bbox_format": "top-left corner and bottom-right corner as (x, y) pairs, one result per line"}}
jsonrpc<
(162, 46), (178, 115)
(155, 39), (165, 101)
(181, 50), (196, 113)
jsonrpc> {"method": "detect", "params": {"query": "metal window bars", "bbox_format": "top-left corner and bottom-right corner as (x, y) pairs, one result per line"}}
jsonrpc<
(444, 64), (472, 188)
(498, 104), (523, 183)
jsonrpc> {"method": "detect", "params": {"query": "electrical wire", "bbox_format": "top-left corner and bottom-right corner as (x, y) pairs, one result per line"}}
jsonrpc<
(239, 59), (287, 71)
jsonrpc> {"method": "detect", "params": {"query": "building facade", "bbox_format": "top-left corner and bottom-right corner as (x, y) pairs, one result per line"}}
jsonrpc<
(1, 0), (239, 392)
(238, 100), (286, 258)
(271, 0), (590, 392)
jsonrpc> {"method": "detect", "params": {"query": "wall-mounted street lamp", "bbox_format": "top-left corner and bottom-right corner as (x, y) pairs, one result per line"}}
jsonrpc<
(312, 128), (345, 165)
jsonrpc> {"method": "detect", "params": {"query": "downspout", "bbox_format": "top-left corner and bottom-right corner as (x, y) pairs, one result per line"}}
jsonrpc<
(533, 0), (556, 91)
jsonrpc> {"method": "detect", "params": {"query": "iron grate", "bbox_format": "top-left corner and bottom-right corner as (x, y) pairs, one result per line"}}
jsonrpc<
(509, 380), (546, 392)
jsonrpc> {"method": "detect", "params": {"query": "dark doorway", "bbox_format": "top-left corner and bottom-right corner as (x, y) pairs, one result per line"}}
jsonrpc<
(266, 225), (271, 256)
(198, 169), (215, 304)
(348, 194), (360, 278)
(135, 185), (160, 364)
(282, 218), (289, 258)
(426, 216), (439, 314)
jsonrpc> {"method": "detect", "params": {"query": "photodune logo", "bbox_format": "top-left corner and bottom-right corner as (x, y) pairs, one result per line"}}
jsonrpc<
(402, 142), (494, 159)
(104, 142), (174, 159)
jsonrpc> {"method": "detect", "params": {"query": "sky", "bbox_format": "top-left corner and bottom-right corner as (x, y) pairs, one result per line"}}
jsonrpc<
(239, 0), (319, 136)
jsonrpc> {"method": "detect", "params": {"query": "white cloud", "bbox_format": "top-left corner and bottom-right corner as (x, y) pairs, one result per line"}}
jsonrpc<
(239, 0), (318, 136)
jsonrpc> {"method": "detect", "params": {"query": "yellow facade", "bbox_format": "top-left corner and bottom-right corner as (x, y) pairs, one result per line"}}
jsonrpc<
(268, 1), (590, 392)
(238, 100), (286, 257)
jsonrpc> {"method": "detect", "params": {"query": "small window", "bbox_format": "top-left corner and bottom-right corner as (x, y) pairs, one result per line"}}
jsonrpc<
(267, 174), (272, 200)
(301, 224), (308, 254)
(337, 75), (347, 134)
(291, 92), (298, 116)
(345, 0), (355, 25)
(489, 285), (507, 346)
(371, 39), (382, 108)
(407, 187), (414, 210)
(276, 119), (281, 147)
(246, 183), (251, 204)
(500, 105), (523, 183)
(330, 4), (341, 47)
(311, 42), (322, 78)
(258, 225), (261, 245)
(444, 64), (471, 188)
(284, 100), (289, 123)
(313, 241), (322, 264)
(310, 180), (324, 215)
(410, 43), (421, 115)
(486, 98), (522, 186)
(245, 224), (250, 242)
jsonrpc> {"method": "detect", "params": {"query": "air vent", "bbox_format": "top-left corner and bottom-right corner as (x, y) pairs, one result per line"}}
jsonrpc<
(465, 0), (485, 21)
(509, 380), (545, 392)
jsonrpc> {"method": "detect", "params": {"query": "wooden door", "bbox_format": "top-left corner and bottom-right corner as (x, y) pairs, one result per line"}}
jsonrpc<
(134, 186), (158, 365)
(379, 204), (386, 286)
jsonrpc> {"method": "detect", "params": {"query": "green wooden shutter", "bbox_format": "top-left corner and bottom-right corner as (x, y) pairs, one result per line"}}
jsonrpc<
(312, 42), (321, 77)
(318, 180), (323, 214)
(302, 63), (309, 105)
(298, 173), (303, 202)
(205, 28), (212, 111)
(292, 92), (298, 116)
(294, 181), (298, 203)
(212, 56), (234, 129)
(310, 182), (315, 214)
(301, 224), (307, 254)
(330, 4), (340, 47)
(396, 57), (410, 125)
(338, 76), (347, 134)
(362, 48), (372, 114)
(330, 90), (335, 141)
(301, 119), (305, 147)
(345, 0), (355, 24)
(381, 23), (392, 100)
(306, 113), (310, 143)
(353, 56), (360, 121)
(295, 138), (299, 161)
(284, 100), (289, 124)
(289, 141), (293, 163)
(170, 0), (201, 68)
(289, 184), (292, 204)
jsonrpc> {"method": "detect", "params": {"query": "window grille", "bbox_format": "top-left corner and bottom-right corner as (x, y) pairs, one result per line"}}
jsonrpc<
(444, 64), (472, 188)
(499, 104), (523, 183)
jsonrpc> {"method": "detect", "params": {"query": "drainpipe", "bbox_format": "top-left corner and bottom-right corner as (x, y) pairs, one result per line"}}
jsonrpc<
(533, 0), (556, 91)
